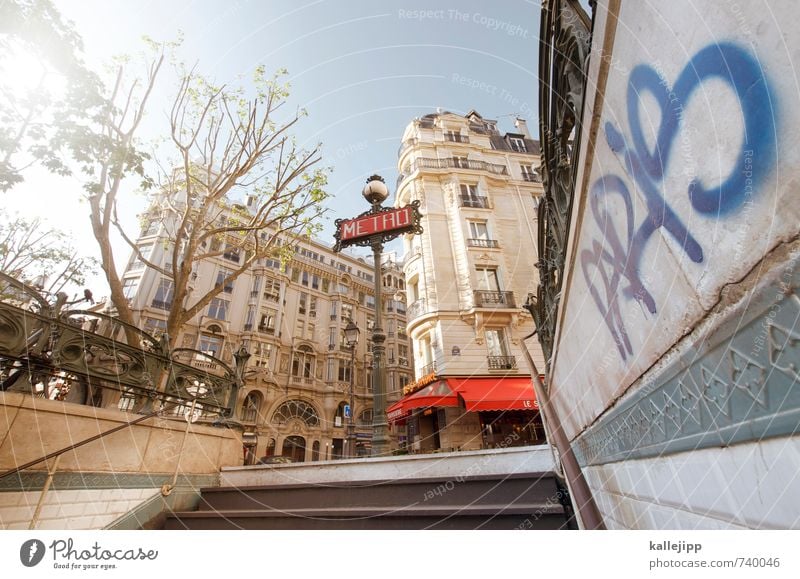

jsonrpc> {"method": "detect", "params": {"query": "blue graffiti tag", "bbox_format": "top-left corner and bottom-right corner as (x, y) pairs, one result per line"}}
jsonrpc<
(581, 42), (777, 361)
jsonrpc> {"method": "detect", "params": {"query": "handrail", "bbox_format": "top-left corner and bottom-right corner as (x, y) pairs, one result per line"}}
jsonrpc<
(0, 409), (162, 481)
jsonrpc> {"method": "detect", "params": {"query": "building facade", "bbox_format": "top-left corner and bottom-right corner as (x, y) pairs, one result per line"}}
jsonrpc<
(389, 110), (546, 452)
(120, 206), (413, 462)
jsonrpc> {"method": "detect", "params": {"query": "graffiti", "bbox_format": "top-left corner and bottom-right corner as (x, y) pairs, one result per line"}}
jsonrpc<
(581, 42), (777, 361)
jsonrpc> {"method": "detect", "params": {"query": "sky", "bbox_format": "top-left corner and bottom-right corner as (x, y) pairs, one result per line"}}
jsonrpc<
(2, 0), (542, 297)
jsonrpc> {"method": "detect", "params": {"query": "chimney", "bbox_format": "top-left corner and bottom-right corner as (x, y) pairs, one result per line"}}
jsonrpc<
(514, 117), (531, 139)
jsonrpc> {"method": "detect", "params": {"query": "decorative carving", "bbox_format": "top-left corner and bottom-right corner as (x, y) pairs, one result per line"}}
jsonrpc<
(527, 0), (593, 371)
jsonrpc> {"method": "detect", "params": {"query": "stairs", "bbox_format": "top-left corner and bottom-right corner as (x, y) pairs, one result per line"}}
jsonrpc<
(164, 446), (574, 530)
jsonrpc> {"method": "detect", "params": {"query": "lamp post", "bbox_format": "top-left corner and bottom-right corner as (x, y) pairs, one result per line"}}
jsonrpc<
(343, 320), (360, 458)
(333, 175), (423, 457)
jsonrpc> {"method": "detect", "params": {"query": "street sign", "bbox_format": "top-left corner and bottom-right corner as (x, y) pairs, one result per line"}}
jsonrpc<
(333, 200), (422, 251)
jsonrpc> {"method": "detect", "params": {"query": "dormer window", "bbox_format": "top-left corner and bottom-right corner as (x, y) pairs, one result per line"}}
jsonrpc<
(509, 137), (527, 152)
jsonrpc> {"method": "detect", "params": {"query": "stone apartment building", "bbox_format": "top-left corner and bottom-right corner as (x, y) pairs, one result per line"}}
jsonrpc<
(119, 199), (413, 462)
(388, 110), (547, 452)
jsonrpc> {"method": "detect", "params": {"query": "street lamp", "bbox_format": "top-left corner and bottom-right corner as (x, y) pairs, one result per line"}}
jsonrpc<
(333, 174), (423, 456)
(343, 320), (360, 458)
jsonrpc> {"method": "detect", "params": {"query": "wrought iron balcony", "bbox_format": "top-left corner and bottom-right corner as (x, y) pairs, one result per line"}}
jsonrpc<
(419, 361), (437, 377)
(459, 195), (491, 209)
(407, 298), (427, 320)
(243, 323), (253, 331)
(258, 325), (275, 335)
(487, 356), (517, 370)
(522, 173), (542, 183)
(467, 238), (499, 248)
(151, 299), (172, 311)
(474, 291), (516, 308)
(413, 157), (508, 176)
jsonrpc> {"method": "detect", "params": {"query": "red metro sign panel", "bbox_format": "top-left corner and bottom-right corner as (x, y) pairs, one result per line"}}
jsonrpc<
(340, 205), (414, 241)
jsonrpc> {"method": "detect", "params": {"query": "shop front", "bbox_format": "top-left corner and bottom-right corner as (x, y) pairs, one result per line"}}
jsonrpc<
(387, 376), (545, 453)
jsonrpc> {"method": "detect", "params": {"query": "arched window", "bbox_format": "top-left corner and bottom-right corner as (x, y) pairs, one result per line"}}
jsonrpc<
(265, 438), (276, 457)
(292, 345), (315, 379)
(312, 441), (321, 461)
(241, 391), (262, 423)
(272, 399), (320, 426)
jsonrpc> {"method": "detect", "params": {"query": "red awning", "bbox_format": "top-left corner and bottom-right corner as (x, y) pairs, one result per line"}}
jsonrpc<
(447, 377), (538, 412)
(387, 380), (459, 423)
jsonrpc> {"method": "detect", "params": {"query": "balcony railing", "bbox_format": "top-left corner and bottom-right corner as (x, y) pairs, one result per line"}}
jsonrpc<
(488, 356), (517, 370)
(243, 323), (253, 331)
(459, 195), (490, 209)
(474, 291), (516, 308)
(407, 298), (427, 321)
(522, 173), (542, 183)
(419, 361), (437, 377)
(467, 238), (499, 248)
(413, 157), (507, 175)
(258, 325), (275, 335)
(151, 299), (173, 311)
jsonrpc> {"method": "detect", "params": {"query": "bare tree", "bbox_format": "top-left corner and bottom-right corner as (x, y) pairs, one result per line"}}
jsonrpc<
(85, 55), (328, 348)
(0, 214), (98, 296)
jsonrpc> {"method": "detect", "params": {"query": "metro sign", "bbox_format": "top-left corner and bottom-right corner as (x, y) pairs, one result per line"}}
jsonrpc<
(340, 205), (414, 241)
(334, 200), (422, 251)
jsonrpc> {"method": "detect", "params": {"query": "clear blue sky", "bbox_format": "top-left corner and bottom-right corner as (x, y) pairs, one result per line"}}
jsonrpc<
(6, 0), (542, 292)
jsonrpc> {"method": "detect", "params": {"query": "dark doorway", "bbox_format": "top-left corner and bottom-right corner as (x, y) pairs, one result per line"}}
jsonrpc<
(282, 435), (306, 462)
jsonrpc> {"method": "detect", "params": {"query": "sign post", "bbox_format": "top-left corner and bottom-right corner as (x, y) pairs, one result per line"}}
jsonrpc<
(334, 175), (423, 456)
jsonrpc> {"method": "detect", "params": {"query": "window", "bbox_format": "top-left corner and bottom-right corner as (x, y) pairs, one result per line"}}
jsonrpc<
(263, 278), (280, 302)
(129, 244), (153, 272)
(215, 268), (234, 293)
(327, 357), (335, 381)
(244, 306), (256, 329)
(259, 309), (277, 333)
(251, 275), (262, 293)
(366, 294), (375, 310)
(452, 155), (469, 168)
(338, 282), (349, 294)
(460, 184), (479, 199)
(338, 360), (352, 382)
(311, 274), (320, 290)
(475, 266), (501, 291)
(309, 296), (317, 317)
(328, 327), (336, 350)
(367, 316), (375, 331)
(509, 137), (527, 152)
(521, 164), (538, 181)
(272, 399), (319, 426)
(322, 278), (330, 293)
(299, 292), (308, 315)
(292, 345), (315, 379)
(143, 317), (167, 338)
(122, 277), (139, 299)
(199, 333), (223, 358)
(223, 244), (241, 263)
(152, 278), (174, 310)
(469, 220), (489, 240)
(301, 271), (309, 286)
(290, 268), (300, 283)
(208, 298), (229, 320)
(445, 130), (466, 143)
(341, 303), (353, 323)
(254, 342), (273, 369)
(485, 328), (509, 357)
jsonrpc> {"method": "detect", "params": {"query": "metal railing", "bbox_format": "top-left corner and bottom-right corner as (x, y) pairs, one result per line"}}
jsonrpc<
(459, 195), (491, 209)
(407, 298), (427, 320)
(413, 157), (508, 175)
(419, 361), (437, 377)
(522, 173), (542, 183)
(467, 238), (500, 248)
(474, 290), (516, 308)
(487, 356), (517, 370)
